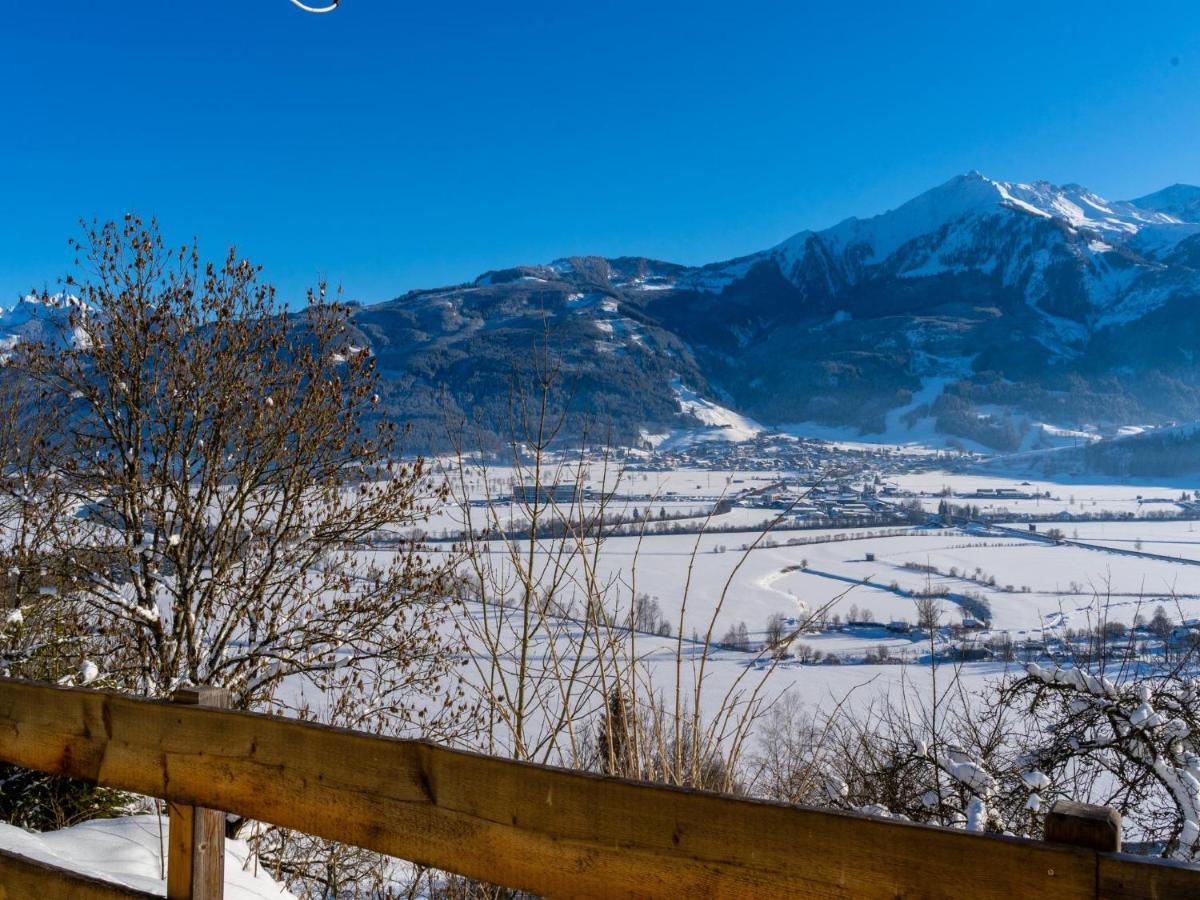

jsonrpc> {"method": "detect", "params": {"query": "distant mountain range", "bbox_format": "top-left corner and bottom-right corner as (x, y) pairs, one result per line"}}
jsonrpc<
(340, 173), (1200, 452)
(7, 173), (1200, 455)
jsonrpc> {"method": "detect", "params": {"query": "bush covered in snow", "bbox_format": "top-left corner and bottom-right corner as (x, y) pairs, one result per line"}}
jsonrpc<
(756, 659), (1200, 861)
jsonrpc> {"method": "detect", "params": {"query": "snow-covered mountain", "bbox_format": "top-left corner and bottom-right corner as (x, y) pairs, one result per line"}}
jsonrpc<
(10, 175), (1199, 455)
(350, 172), (1200, 451)
(675, 172), (1200, 333)
(1131, 184), (1200, 224)
(0, 294), (90, 363)
(623, 173), (1200, 451)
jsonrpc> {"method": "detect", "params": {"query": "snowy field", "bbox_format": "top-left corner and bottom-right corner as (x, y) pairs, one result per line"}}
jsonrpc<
(442, 595), (1009, 737)
(1057, 519), (1200, 562)
(423, 466), (1200, 711)
(394, 464), (1200, 815)
(435, 522), (1200, 641)
(0, 815), (292, 898)
(891, 471), (1189, 517)
(418, 462), (790, 535)
(8, 464), (1200, 892)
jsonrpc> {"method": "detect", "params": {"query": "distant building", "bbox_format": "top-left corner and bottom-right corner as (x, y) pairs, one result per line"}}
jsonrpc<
(967, 487), (1038, 500)
(513, 483), (581, 505)
(951, 643), (992, 662)
(1168, 621), (1200, 647)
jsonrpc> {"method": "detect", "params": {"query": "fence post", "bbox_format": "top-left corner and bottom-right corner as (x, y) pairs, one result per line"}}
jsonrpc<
(1044, 799), (1121, 853)
(167, 686), (230, 900)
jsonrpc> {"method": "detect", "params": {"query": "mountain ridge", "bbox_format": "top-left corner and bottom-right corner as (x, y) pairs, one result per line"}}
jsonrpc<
(6, 173), (1200, 454)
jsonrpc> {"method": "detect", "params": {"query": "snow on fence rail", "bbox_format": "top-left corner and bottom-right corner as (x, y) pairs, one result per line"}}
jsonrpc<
(0, 679), (1197, 899)
(0, 843), (159, 899)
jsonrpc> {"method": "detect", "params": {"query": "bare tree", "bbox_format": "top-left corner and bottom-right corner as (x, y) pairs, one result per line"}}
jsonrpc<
(0, 378), (125, 826)
(5, 216), (462, 714)
(764, 613), (788, 649)
(914, 595), (943, 633)
(1, 217), (474, 893)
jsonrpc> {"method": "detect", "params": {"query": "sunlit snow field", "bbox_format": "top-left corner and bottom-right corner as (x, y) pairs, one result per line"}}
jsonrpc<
(391, 465), (1200, 730)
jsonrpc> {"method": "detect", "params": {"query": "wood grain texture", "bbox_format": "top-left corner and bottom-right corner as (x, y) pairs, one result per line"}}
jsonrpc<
(167, 687), (228, 899)
(0, 679), (1196, 899)
(166, 801), (196, 899)
(1099, 853), (1200, 900)
(1045, 799), (1122, 852)
(0, 846), (157, 899)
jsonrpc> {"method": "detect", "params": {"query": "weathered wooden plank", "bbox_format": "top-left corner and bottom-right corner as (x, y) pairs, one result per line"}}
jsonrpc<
(1045, 800), (1122, 852)
(167, 800), (227, 900)
(167, 800), (197, 899)
(0, 845), (158, 900)
(167, 686), (229, 900)
(1099, 852), (1200, 900)
(0, 679), (1192, 899)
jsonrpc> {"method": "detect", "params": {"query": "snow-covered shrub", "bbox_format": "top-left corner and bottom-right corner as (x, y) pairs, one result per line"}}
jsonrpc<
(755, 658), (1200, 862)
(1003, 662), (1200, 860)
(0, 546), (129, 828)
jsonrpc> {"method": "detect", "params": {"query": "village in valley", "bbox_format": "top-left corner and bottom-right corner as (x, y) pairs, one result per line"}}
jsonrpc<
(430, 429), (1200, 713)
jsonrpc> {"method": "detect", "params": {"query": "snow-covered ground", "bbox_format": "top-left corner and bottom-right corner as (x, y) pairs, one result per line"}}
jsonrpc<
(8, 463), (1200, 891)
(409, 466), (1200, 653)
(0, 815), (292, 898)
(1055, 519), (1200, 562)
(889, 471), (1188, 514)
(641, 380), (765, 449)
(440, 523), (1200, 638)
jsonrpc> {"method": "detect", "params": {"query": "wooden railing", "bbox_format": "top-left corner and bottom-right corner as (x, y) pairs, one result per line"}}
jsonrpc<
(0, 679), (1197, 899)
(0, 845), (158, 899)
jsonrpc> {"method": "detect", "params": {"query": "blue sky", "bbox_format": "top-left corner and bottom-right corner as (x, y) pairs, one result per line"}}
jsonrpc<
(3, 1), (1200, 307)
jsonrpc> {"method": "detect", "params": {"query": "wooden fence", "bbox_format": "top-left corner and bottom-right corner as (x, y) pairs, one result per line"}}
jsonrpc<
(0, 679), (1197, 898)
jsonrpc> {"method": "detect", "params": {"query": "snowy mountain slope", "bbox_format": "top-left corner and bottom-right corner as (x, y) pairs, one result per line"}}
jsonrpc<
(769, 172), (1177, 279)
(0, 294), (90, 363)
(759, 173), (1194, 326)
(650, 379), (764, 448)
(980, 420), (1200, 479)
(633, 174), (1200, 306)
(350, 172), (1200, 451)
(348, 256), (714, 449)
(1130, 183), (1200, 224)
(631, 173), (1200, 446)
(10, 175), (1182, 454)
